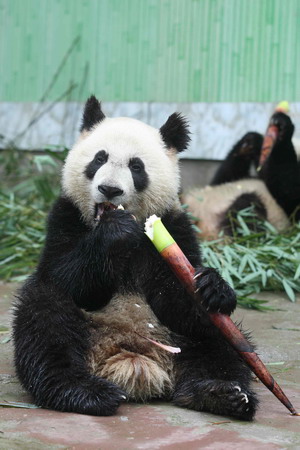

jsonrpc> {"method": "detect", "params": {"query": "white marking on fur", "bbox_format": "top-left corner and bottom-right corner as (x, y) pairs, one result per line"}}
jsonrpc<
(148, 323), (154, 328)
(135, 303), (141, 308)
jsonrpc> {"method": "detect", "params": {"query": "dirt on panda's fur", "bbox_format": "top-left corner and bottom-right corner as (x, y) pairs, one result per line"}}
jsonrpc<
(85, 293), (175, 401)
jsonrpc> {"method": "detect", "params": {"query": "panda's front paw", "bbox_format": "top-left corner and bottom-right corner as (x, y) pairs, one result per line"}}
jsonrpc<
(235, 132), (263, 159)
(98, 209), (143, 248)
(194, 267), (236, 315)
(270, 112), (294, 142)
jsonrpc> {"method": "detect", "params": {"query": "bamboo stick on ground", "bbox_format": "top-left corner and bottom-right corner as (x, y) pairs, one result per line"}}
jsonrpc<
(144, 214), (299, 416)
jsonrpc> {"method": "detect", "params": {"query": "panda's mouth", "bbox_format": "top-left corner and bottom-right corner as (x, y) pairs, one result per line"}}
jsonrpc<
(94, 202), (123, 222)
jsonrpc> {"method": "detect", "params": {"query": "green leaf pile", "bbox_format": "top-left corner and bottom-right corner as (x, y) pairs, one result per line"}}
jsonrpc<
(0, 149), (64, 281)
(198, 208), (300, 310)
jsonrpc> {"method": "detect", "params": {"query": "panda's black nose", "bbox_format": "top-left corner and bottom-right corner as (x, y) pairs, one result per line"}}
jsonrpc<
(98, 184), (124, 199)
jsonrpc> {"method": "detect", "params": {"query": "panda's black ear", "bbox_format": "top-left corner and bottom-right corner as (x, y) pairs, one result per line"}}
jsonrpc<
(160, 113), (191, 152)
(80, 95), (106, 132)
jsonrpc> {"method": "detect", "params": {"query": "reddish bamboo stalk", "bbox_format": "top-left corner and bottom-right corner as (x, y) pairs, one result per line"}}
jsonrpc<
(258, 101), (289, 171)
(258, 125), (279, 170)
(160, 242), (299, 416)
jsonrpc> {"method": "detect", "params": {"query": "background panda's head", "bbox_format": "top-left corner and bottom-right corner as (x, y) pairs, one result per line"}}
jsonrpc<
(62, 96), (190, 225)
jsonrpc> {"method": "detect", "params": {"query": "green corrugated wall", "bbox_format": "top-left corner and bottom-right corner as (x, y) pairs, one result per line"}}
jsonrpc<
(0, 0), (299, 102)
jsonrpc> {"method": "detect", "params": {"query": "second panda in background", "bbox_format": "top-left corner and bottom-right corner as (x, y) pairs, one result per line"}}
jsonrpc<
(183, 112), (300, 240)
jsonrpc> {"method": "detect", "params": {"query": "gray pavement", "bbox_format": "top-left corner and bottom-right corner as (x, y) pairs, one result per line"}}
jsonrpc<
(0, 283), (299, 449)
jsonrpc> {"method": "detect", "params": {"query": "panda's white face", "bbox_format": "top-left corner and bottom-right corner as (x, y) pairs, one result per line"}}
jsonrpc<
(62, 116), (181, 225)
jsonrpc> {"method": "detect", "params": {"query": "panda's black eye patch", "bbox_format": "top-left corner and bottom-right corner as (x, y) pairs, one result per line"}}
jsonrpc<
(96, 151), (107, 164)
(130, 160), (142, 173)
(84, 150), (108, 179)
(129, 157), (148, 192)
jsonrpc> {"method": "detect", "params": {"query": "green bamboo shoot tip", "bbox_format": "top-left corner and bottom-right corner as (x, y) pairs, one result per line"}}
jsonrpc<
(276, 101), (289, 113)
(144, 215), (175, 252)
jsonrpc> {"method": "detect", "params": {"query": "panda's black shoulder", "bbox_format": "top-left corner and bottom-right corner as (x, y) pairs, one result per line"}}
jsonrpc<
(162, 208), (194, 234)
(36, 196), (90, 281)
(47, 195), (89, 236)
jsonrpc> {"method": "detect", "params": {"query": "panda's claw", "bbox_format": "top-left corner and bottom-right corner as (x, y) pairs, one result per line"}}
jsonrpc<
(193, 272), (202, 280)
(241, 393), (249, 403)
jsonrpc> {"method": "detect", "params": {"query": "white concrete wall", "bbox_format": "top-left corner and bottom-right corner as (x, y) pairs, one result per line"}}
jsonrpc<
(1, 102), (299, 160)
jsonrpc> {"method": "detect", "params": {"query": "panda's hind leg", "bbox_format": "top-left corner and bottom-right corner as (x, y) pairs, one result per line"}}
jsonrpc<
(173, 378), (257, 421)
(173, 336), (258, 420)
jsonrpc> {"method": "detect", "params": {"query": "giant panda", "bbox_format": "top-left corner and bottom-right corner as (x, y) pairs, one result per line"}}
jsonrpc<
(13, 96), (258, 420)
(183, 112), (300, 240)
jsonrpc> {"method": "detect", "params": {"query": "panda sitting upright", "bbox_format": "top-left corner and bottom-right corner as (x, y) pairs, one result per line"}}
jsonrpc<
(183, 112), (300, 239)
(13, 96), (258, 420)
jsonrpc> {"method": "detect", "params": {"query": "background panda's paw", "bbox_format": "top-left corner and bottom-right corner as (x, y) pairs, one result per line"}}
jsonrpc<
(270, 112), (294, 142)
(234, 132), (263, 159)
(97, 209), (142, 248)
(173, 379), (258, 421)
(194, 267), (236, 315)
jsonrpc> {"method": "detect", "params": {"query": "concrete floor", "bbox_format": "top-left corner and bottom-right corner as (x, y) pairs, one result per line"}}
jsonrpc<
(0, 283), (299, 449)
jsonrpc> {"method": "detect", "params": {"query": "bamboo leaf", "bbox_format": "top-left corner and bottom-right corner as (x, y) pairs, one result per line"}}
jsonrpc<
(294, 264), (300, 281)
(241, 271), (261, 283)
(0, 401), (40, 409)
(282, 279), (296, 302)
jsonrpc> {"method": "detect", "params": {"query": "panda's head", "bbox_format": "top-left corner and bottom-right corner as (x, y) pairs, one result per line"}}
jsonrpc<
(62, 96), (190, 225)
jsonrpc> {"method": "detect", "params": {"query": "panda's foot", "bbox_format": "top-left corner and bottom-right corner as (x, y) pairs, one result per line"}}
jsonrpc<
(173, 379), (258, 421)
(270, 112), (294, 142)
(194, 267), (236, 315)
(39, 376), (127, 416)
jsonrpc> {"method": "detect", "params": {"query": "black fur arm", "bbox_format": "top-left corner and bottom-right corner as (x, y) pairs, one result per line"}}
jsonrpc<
(37, 196), (143, 310)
